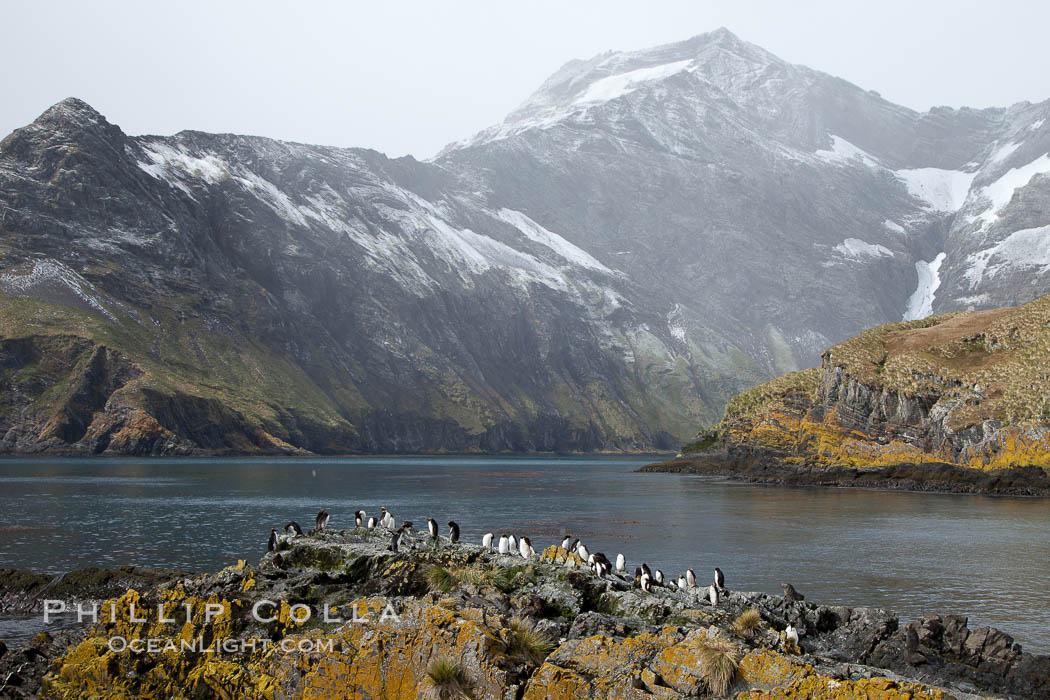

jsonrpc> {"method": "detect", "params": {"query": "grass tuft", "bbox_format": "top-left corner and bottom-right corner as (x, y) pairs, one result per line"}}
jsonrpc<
(732, 608), (762, 638)
(426, 565), (458, 593)
(506, 616), (555, 666)
(423, 656), (469, 699)
(698, 637), (742, 696)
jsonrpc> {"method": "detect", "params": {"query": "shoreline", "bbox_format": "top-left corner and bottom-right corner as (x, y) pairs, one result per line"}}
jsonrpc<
(638, 454), (1050, 497)
(2, 533), (1048, 699)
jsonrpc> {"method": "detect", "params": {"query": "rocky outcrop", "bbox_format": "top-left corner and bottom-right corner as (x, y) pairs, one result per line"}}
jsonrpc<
(652, 295), (1050, 490)
(1, 529), (1044, 698)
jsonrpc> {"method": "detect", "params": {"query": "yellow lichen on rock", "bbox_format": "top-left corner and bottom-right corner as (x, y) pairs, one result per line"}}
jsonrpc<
(737, 674), (948, 699)
(738, 650), (814, 689)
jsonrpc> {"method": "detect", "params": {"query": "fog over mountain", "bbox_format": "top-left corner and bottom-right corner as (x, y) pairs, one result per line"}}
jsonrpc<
(1, 29), (1048, 455)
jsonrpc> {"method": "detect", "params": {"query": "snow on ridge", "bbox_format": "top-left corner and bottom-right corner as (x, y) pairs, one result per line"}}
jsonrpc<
(814, 135), (880, 168)
(833, 238), (894, 259)
(137, 142), (230, 194)
(902, 253), (946, 320)
(971, 153), (1050, 228)
(883, 220), (906, 234)
(964, 224), (1050, 288)
(894, 167), (975, 212)
(497, 208), (611, 272)
(1030, 119), (1045, 131)
(576, 59), (694, 105)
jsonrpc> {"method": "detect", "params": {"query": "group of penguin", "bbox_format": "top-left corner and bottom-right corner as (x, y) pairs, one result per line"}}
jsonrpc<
(542, 534), (730, 605)
(267, 509), (807, 609)
(268, 507), (458, 554)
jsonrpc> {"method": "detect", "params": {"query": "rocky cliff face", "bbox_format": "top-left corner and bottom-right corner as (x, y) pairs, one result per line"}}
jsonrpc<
(666, 293), (1050, 488)
(3, 29), (1050, 454)
(4, 527), (1044, 698)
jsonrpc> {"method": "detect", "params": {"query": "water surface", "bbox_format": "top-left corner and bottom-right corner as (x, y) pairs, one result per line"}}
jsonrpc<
(1, 456), (1048, 652)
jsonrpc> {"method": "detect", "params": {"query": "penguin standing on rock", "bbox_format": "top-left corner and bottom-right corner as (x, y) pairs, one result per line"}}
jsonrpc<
(447, 521), (460, 543)
(355, 511), (366, 529)
(615, 553), (626, 574)
(284, 521), (304, 537)
(677, 574), (687, 590)
(569, 539), (580, 554)
(390, 527), (406, 553)
(482, 532), (493, 551)
(315, 509), (330, 532)
(781, 583), (805, 601)
(640, 572), (651, 592)
(714, 567), (725, 591)
(560, 535), (572, 550)
(640, 563), (652, 580)
(576, 543), (590, 562)
(593, 553), (612, 577)
(381, 507), (395, 530)
(654, 570), (664, 585)
(520, 536), (534, 559)
(708, 585), (719, 606)
(686, 568), (696, 588)
(367, 517), (377, 529)
(427, 518), (439, 541)
(498, 534), (510, 554)
(268, 528), (279, 552)
(508, 535), (518, 555)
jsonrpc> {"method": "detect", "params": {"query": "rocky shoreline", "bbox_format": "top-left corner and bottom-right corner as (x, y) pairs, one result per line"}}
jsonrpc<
(0, 528), (1047, 698)
(639, 453), (1050, 497)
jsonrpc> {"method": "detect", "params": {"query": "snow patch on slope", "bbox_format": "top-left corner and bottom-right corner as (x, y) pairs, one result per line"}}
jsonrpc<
(894, 167), (975, 212)
(576, 60), (694, 104)
(971, 153), (1050, 228)
(0, 259), (120, 322)
(989, 141), (1020, 164)
(883, 220), (906, 234)
(834, 238), (894, 259)
(964, 224), (1050, 287)
(137, 142), (230, 195)
(902, 253), (946, 320)
(814, 136), (879, 168)
(497, 208), (611, 272)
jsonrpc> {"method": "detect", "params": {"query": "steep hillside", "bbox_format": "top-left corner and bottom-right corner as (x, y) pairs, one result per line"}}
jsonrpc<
(0, 98), (717, 454)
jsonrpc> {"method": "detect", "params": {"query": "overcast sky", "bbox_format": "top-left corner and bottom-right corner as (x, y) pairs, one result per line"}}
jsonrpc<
(3, 0), (1048, 159)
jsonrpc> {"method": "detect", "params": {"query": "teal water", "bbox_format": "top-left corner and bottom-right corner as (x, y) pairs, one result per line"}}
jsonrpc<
(1, 456), (1048, 652)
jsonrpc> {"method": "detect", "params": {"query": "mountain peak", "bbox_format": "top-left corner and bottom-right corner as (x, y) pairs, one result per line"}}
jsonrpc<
(1, 97), (126, 160)
(440, 28), (789, 154)
(33, 97), (110, 131)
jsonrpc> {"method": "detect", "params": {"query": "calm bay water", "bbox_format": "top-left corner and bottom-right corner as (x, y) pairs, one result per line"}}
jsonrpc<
(0, 456), (1048, 652)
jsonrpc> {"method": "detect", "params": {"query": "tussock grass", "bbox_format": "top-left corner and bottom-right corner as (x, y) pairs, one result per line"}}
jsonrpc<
(732, 609), (762, 638)
(426, 565), (458, 593)
(423, 656), (469, 699)
(697, 637), (742, 696)
(450, 564), (490, 586)
(506, 616), (555, 665)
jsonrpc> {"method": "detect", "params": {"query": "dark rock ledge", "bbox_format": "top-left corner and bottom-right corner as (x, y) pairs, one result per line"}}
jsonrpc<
(640, 453), (1050, 497)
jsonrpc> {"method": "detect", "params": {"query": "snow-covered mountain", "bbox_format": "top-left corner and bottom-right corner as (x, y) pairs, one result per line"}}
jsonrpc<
(0, 29), (1048, 454)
